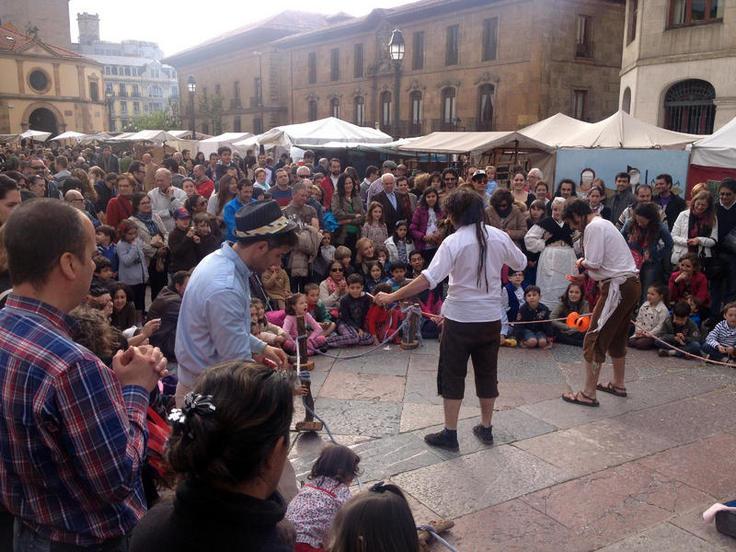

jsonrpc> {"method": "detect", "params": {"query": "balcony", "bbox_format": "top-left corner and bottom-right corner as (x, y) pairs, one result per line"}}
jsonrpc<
(431, 118), (462, 131)
(249, 97), (263, 108)
(230, 98), (242, 109)
(393, 121), (425, 138)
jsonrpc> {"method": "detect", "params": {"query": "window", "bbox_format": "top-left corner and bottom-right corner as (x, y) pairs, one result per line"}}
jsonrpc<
(308, 99), (318, 121)
(664, 79), (716, 134)
(410, 91), (423, 134)
(482, 18), (498, 61)
(170, 86), (178, 97)
(234, 81), (240, 101)
(105, 83), (113, 96)
(104, 66), (111, 75)
(233, 116), (241, 132)
(445, 25), (459, 66)
(354, 44), (363, 78)
(572, 89), (587, 120)
(670, 0), (722, 26)
(622, 87), (632, 114)
(412, 32), (424, 70)
(119, 83), (127, 97)
(29, 69), (50, 92)
(253, 117), (263, 134)
(478, 84), (494, 130)
(132, 84), (140, 97)
(441, 88), (457, 125)
(89, 82), (99, 101)
(133, 101), (140, 114)
(380, 91), (392, 128)
(576, 15), (592, 58)
(111, 66), (118, 75)
(120, 100), (128, 114)
(202, 123), (209, 135)
(354, 96), (365, 126)
(330, 48), (340, 81)
(627, 0), (638, 43)
(254, 77), (262, 106)
(215, 83), (221, 96)
(308, 52), (317, 84)
(330, 97), (340, 118)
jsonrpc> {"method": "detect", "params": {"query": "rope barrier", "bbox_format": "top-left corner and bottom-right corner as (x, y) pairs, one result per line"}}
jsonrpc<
(416, 524), (459, 552)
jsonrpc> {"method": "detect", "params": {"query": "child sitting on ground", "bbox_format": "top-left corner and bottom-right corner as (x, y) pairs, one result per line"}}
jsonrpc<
(629, 284), (669, 350)
(249, 298), (288, 348)
(282, 293), (327, 355)
(366, 283), (402, 344)
(409, 250), (425, 279)
(327, 274), (375, 348)
(703, 301), (736, 362)
(516, 285), (553, 349)
(551, 283), (590, 347)
(354, 238), (379, 276)
(364, 261), (389, 295)
(305, 283), (336, 337)
(286, 445), (361, 552)
(500, 270), (526, 347)
(92, 255), (116, 289)
(334, 245), (355, 277)
(387, 261), (410, 292)
(657, 300), (702, 358)
(668, 254), (710, 325)
(262, 262), (291, 310)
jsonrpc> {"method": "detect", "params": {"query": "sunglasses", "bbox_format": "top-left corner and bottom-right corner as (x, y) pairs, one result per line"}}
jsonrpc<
(330, 267), (344, 272)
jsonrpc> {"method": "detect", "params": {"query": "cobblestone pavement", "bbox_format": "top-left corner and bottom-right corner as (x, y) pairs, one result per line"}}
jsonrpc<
(289, 341), (736, 551)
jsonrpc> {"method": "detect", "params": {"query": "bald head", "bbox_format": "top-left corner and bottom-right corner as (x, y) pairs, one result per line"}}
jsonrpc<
(155, 167), (172, 191)
(64, 189), (86, 210)
(382, 172), (395, 193)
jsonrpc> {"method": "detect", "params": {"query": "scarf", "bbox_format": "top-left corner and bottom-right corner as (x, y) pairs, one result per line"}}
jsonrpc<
(538, 217), (573, 247)
(135, 212), (160, 237)
(326, 276), (339, 294)
(495, 204), (512, 219)
(396, 239), (408, 263)
(688, 212), (712, 253)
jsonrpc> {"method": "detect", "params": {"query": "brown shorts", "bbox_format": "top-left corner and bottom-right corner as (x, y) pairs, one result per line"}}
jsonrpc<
(437, 318), (501, 400)
(583, 277), (641, 364)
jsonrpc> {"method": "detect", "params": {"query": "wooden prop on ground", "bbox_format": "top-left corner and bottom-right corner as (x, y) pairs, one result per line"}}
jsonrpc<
(400, 300), (420, 350)
(292, 314), (322, 432)
(418, 519), (455, 551)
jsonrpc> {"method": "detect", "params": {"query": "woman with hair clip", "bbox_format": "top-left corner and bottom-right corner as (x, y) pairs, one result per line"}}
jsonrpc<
(130, 360), (297, 552)
(375, 188), (527, 451)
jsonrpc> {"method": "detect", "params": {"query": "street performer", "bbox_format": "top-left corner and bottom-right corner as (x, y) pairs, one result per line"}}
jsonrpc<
(375, 189), (526, 451)
(561, 198), (640, 407)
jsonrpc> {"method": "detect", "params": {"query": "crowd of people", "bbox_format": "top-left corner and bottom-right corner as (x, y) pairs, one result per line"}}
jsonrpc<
(1, 137), (736, 551)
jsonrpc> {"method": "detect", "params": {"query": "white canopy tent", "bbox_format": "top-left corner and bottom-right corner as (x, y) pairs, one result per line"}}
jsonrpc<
(198, 132), (255, 157)
(691, 115), (736, 168)
(118, 130), (184, 144)
(169, 129), (212, 140)
(518, 113), (593, 148)
(255, 117), (392, 149)
(20, 130), (52, 142)
(50, 131), (88, 142)
(563, 110), (701, 150)
(398, 131), (553, 154)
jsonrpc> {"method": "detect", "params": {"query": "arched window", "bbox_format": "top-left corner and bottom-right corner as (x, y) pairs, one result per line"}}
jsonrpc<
(664, 79), (716, 134)
(330, 97), (340, 119)
(354, 96), (365, 126)
(380, 91), (392, 129)
(622, 87), (632, 114)
(478, 84), (494, 131)
(410, 91), (423, 135)
(441, 87), (456, 127)
(308, 99), (318, 121)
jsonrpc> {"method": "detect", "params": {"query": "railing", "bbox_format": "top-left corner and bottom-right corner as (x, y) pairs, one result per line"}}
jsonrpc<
(230, 98), (242, 109)
(249, 97), (263, 108)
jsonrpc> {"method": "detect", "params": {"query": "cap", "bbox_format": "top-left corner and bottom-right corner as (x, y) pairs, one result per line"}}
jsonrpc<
(235, 199), (298, 239)
(472, 170), (486, 180)
(382, 160), (398, 170)
(173, 207), (191, 220)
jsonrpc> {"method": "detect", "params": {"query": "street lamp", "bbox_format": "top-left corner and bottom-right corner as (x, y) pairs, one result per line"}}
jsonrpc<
(387, 28), (405, 135)
(187, 75), (197, 140)
(105, 87), (114, 132)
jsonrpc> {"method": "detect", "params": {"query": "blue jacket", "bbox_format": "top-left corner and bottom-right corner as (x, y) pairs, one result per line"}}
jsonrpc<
(505, 282), (526, 323)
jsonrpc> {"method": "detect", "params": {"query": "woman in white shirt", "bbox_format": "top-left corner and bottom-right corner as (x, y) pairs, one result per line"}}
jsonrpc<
(670, 190), (718, 266)
(375, 189), (527, 452)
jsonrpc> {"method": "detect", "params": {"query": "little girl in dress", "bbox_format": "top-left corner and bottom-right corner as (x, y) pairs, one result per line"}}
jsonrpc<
(282, 293), (328, 355)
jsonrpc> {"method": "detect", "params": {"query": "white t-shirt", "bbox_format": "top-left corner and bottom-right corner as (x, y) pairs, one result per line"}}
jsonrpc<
(422, 224), (527, 322)
(583, 216), (637, 281)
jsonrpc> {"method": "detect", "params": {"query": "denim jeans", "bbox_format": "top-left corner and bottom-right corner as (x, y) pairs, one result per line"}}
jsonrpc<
(13, 521), (128, 552)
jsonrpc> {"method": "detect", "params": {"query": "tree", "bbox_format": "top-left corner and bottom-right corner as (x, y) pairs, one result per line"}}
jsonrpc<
(124, 110), (181, 132)
(198, 94), (224, 135)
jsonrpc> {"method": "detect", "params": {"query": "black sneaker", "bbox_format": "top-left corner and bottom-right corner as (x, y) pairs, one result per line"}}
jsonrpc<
(424, 429), (459, 452)
(472, 424), (494, 445)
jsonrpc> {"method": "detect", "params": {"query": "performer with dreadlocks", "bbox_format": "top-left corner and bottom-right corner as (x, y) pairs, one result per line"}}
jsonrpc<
(375, 189), (526, 451)
(561, 198), (640, 407)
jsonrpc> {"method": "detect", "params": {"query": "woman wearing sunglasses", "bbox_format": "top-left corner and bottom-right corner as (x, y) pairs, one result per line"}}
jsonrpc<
(319, 261), (349, 310)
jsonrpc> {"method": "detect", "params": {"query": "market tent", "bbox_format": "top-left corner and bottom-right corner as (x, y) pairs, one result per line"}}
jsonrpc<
(257, 117), (392, 149)
(518, 113), (593, 147)
(563, 110), (701, 149)
(120, 130), (184, 144)
(198, 132), (255, 156)
(79, 132), (112, 144)
(20, 130), (52, 141)
(691, 115), (736, 168)
(0, 134), (19, 143)
(398, 131), (552, 154)
(50, 131), (88, 141)
(108, 132), (137, 142)
(169, 129), (212, 140)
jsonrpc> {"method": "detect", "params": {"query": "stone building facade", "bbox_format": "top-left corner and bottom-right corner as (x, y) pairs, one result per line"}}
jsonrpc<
(0, 23), (106, 134)
(620, 0), (735, 133)
(0, 0), (72, 50)
(167, 0), (624, 136)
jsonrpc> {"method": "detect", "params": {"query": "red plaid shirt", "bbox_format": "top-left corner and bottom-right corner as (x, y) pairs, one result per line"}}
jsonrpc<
(0, 295), (149, 545)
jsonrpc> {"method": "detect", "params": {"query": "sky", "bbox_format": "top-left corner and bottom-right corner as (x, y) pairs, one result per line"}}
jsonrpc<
(68, 0), (408, 57)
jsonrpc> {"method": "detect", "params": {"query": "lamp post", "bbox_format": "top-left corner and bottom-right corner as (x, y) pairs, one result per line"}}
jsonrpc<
(187, 75), (197, 140)
(387, 28), (405, 135)
(105, 87), (114, 132)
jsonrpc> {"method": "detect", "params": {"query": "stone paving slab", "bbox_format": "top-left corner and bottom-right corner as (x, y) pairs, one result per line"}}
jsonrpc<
(670, 502), (736, 551)
(317, 371), (406, 402)
(494, 381), (569, 410)
(399, 402), (481, 433)
(595, 522), (719, 551)
(638, 432), (736, 499)
(330, 348), (410, 376)
(521, 462), (713, 549)
(514, 418), (676, 478)
(392, 445), (570, 518)
(312, 398), (401, 438)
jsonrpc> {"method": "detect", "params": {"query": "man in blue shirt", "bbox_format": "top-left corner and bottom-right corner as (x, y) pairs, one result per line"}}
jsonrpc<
(175, 200), (296, 406)
(223, 179), (254, 242)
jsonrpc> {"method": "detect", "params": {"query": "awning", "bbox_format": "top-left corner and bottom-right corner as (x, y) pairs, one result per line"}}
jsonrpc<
(20, 130), (51, 141)
(257, 117), (393, 149)
(691, 115), (736, 168)
(50, 131), (88, 141)
(398, 131), (553, 154)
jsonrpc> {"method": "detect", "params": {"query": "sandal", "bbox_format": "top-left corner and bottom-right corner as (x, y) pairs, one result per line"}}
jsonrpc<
(596, 382), (628, 397)
(561, 391), (600, 407)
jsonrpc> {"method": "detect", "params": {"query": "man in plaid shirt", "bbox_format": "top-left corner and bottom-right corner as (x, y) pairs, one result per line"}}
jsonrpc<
(0, 200), (167, 550)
